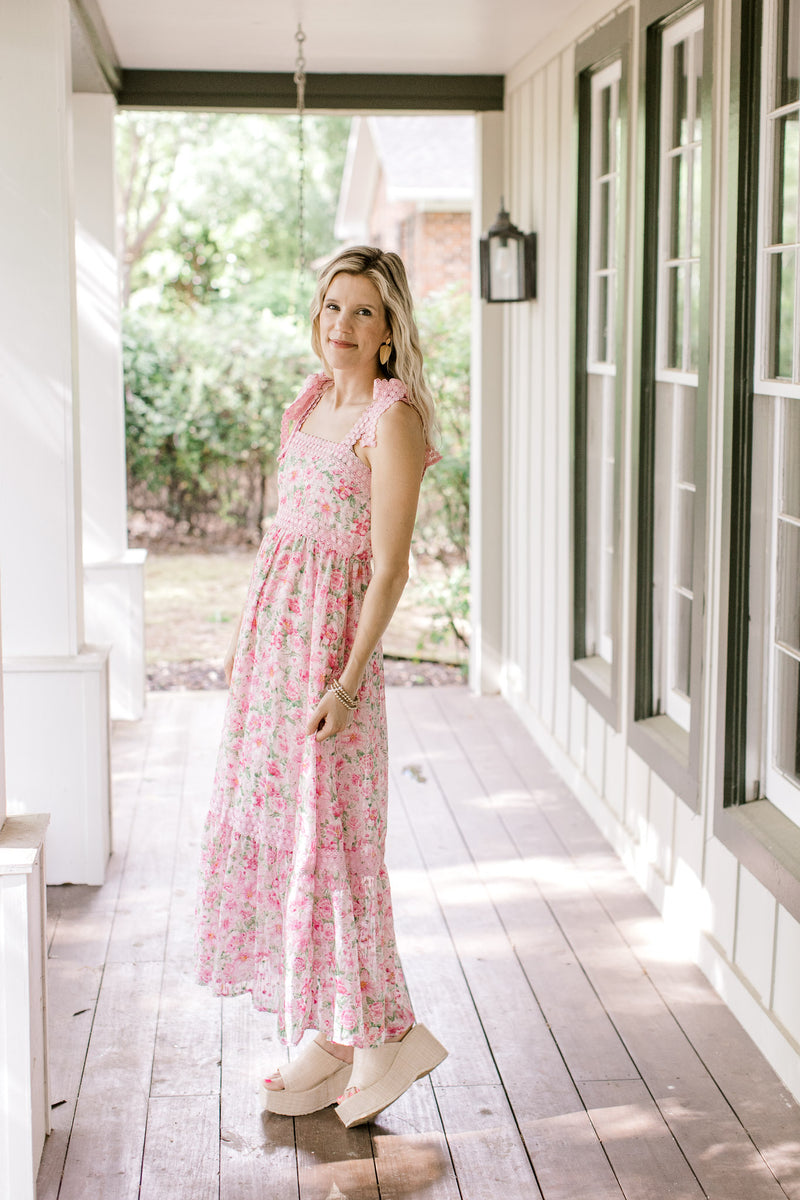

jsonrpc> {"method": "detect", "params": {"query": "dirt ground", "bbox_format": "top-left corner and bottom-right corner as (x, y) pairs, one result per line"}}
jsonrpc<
(144, 550), (467, 691)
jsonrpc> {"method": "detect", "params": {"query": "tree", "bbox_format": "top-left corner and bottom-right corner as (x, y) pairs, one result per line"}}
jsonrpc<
(117, 111), (350, 311)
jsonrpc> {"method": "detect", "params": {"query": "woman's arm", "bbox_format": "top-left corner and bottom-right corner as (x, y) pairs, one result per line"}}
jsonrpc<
(307, 401), (426, 741)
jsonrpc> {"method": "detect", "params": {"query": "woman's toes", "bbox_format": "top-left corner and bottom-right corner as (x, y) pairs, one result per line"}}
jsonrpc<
(263, 1071), (285, 1092)
(337, 1085), (359, 1103)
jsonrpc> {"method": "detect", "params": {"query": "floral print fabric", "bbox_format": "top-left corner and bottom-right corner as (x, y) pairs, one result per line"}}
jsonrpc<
(195, 373), (428, 1048)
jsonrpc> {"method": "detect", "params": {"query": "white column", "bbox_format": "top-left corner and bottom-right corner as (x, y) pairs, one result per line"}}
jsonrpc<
(470, 112), (506, 693)
(0, 0), (111, 884)
(0, 585), (51, 1200)
(74, 93), (147, 721)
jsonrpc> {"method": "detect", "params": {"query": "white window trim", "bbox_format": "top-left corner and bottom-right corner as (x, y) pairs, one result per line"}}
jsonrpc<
(587, 58), (622, 373)
(583, 58), (622, 667)
(755, 0), (800, 393)
(651, 7), (704, 733)
(764, 398), (800, 821)
(655, 5), (705, 384)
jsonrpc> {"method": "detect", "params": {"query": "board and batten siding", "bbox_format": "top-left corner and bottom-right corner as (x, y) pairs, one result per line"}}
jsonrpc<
(496, 0), (800, 1101)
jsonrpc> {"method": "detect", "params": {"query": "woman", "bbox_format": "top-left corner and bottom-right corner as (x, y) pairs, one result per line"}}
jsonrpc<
(195, 246), (447, 1128)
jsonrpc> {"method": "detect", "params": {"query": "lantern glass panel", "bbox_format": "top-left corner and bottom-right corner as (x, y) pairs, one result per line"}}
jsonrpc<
(490, 236), (522, 300)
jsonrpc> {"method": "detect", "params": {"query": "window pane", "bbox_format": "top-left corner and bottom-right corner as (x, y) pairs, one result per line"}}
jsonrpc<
(667, 265), (685, 368)
(782, 402), (800, 518)
(777, 0), (800, 108)
(603, 546), (614, 648)
(673, 591), (693, 697)
(598, 180), (611, 268)
(776, 519), (800, 653)
(599, 84), (612, 174)
(595, 274), (610, 361)
(677, 386), (697, 484)
(772, 113), (799, 246)
(691, 145), (702, 258)
(769, 250), (796, 379)
(671, 40), (689, 148)
(585, 374), (603, 655)
(693, 30), (704, 142)
(670, 153), (688, 259)
(675, 486), (696, 591)
(773, 651), (800, 782)
(689, 262), (700, 372)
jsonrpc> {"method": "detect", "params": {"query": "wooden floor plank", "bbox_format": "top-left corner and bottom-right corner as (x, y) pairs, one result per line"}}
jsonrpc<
(57, 961), (162, 1200)
(35, 960), (103, 1200)
(581, 1079), (706, 1200)
(220, 994), (299, 1200)
(295, 1108), (379, 1200)
(434, 1084), (544, 1200)
(151, 962), (222, 1098)
(139, 1094), (220, 1200)
(370, 1081), (461, 1200)
(106, 694), (189, 965)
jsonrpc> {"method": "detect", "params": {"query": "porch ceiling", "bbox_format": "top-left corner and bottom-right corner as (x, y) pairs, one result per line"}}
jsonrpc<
(94, 0), (575, 77)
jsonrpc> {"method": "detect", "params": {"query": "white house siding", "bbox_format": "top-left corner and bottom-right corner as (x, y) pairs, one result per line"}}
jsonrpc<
(498, 0), (800, 1100)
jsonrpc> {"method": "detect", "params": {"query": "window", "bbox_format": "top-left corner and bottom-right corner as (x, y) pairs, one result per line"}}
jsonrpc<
(573, 14), (631, 723)
(750, 0), (800, 823)
(653, 8), (704, 732)
(632, 0), (709, 801)
(586, 61), (621, 667)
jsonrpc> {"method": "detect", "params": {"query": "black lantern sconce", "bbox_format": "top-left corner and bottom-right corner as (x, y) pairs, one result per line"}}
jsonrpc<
(479, 199), (537, 302)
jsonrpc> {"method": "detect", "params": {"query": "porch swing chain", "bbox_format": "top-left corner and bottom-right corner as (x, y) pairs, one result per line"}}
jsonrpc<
(294, 24), (307, 273)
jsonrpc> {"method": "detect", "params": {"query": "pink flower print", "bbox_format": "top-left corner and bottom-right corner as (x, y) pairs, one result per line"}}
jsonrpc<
(341, 1008), (357, 1031)
(329, 569), (345, 592)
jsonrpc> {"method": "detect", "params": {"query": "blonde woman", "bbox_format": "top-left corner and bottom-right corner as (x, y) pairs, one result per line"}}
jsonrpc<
(195, 246), (447, 1127)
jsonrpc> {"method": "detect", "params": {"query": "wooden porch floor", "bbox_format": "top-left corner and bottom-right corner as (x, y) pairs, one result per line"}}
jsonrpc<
(38, 687), (800, 1200)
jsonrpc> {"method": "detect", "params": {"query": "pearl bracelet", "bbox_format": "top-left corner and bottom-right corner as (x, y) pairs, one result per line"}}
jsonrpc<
(330, 678), (358, 710)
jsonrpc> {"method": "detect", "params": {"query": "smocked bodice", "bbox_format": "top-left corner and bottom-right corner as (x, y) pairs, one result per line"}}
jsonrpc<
(269, 373), (438, 560)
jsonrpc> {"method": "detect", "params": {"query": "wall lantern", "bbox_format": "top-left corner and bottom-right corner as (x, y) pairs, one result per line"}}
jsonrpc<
(479, 199), (537, 302)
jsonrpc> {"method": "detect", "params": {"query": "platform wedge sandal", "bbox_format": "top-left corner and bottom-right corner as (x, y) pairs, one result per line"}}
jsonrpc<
(334, 1024), (448, 1128)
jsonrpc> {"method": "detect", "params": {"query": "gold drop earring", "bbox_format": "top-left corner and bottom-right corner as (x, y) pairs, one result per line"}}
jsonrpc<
(379, 338), (392, 366)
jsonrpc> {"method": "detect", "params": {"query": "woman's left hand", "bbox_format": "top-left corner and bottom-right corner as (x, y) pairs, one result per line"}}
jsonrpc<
(307, 690), (354, 742)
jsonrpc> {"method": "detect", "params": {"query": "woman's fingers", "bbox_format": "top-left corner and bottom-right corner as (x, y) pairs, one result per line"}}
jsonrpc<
(307, 693), (352, 741)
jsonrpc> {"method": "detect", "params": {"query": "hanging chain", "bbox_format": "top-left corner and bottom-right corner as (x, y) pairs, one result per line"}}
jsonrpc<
(294, 24), (307, 273)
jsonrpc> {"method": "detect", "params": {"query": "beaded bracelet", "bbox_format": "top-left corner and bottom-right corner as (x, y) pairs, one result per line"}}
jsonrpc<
(330, 677), (358, 710)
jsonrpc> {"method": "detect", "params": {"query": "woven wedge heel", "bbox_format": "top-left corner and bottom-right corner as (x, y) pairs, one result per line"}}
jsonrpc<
(334, 1024), (448, 1128)
(260, 1039), (353, 1116)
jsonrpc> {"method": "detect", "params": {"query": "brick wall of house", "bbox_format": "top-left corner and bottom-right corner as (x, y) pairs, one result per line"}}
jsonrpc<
(405, 210), (471, 297)
(367, 180), (471, 299)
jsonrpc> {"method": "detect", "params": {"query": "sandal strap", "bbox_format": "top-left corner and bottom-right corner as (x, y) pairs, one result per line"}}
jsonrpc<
(348, 1040), (403, 1093)
(279, 1040), (349, 1093)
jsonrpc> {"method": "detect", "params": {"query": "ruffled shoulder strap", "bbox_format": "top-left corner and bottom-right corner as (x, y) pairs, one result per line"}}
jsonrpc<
(350, 378), (442, 470)
(279, 372), (330, 455)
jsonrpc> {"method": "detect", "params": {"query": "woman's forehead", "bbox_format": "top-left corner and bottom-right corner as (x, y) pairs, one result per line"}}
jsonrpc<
(325, 272), (384, 308)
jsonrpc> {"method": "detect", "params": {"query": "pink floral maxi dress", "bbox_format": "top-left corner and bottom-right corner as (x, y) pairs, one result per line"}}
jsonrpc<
(195, 373), (436, 1048)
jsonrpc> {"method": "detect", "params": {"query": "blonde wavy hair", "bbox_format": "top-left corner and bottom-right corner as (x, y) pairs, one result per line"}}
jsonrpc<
(309, 245), (439, 449)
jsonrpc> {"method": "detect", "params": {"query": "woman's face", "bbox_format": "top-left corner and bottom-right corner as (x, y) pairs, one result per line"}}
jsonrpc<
(318, 272), (390, 374)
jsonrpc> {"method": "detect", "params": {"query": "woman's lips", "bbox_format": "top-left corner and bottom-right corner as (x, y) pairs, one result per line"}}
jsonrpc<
(329, 338), (356, 348)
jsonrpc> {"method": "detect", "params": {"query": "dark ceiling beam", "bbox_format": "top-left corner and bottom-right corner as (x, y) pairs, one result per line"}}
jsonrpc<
(117, 70), (504, 112)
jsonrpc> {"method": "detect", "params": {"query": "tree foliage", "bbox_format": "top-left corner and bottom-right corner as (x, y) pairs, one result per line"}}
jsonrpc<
(123, 304), (314, 532)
